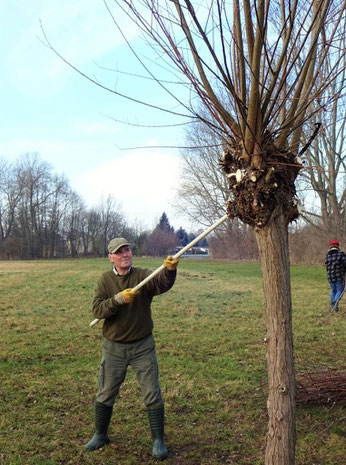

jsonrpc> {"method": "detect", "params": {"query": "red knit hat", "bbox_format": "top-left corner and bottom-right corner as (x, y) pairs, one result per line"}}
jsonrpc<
(329, 240), (340, 247)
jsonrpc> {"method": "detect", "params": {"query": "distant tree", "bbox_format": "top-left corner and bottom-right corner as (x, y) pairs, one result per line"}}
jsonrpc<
(77, 196), (130, 257)
(145, 228), (178, 256)
(176, 226), (189, 246)
(296, 29), (345, 242)
(44, 173), (71, 258)
(145, 213), (178, 256)
(63, 191), (86, 257)
(175, 119), (230, 228)
(0, 158), (23, 253)
(209, 220), (259, 260)
(299, 109), (346, 241)
(98, 195), (126, 255)
(13, 153), (72, 259)
(158, 212), (174, 233)
(131, 231), (148, 256)
(0, 154), (73, 258)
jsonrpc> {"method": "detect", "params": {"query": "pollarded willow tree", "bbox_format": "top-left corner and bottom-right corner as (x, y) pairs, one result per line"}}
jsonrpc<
(105, 2), (345, 464)
(44, 1), (346, 463)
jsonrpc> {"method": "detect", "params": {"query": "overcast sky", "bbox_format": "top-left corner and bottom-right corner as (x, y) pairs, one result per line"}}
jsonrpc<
(1, 0), (193, 231)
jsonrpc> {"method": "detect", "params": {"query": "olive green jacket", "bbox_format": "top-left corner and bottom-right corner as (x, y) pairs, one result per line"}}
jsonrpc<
(93, 266), (176, 342)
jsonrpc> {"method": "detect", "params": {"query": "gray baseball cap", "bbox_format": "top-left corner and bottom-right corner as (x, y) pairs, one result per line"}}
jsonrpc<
(108, 237), (131, 254)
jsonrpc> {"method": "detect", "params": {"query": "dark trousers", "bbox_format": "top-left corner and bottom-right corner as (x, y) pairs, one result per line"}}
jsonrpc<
(95, 334), (163, 408)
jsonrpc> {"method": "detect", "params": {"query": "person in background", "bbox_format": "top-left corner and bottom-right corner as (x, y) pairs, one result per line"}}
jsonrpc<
(324, 240), (346, 312)
(84, 237), (179, 460)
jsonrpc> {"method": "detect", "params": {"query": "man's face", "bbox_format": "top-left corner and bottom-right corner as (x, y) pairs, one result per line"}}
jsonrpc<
(108, 245), (133, 274)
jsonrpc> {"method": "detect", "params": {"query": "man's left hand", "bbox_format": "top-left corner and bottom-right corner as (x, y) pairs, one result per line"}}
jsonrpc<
(164, 255), (179, 270)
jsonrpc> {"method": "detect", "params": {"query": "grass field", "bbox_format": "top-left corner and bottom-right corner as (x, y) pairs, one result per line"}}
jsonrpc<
(0, 258), (345, 465)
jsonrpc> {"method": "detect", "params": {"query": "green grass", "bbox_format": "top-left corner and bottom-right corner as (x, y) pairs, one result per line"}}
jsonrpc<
(0, 258), (345, 465)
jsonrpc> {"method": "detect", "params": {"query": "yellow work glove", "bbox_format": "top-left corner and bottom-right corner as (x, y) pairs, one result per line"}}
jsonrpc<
(164, 255), (179, 271)
(113, 288), (137, 305)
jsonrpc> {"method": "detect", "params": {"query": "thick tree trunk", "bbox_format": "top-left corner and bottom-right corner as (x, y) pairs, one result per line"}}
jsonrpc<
(255, 206), (296, 465)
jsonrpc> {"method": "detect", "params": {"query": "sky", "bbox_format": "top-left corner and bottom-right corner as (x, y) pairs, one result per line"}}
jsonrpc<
(0, 0), (193, 231)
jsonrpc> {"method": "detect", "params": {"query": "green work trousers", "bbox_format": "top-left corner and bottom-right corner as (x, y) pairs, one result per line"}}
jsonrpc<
(95, 334), (163, 408)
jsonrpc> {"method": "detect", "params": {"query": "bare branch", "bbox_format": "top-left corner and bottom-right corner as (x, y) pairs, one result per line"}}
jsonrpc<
(39, 19), (192, 120)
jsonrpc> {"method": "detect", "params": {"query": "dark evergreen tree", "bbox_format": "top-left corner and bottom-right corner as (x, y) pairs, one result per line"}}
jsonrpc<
(158, 212), (174, 233)
(176, 226), (189, 246)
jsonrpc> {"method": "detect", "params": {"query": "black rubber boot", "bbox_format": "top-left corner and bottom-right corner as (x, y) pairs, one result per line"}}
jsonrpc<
(147, 404), (168, 460)
(84, 404), (113, 451)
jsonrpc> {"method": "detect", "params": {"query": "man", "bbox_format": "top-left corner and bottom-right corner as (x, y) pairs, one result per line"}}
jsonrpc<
(325, 240), (346, 312)
(85, 237), (179, 460)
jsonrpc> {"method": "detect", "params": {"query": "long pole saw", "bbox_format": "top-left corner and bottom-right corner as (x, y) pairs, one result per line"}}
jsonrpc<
(89, 214), (229, 328)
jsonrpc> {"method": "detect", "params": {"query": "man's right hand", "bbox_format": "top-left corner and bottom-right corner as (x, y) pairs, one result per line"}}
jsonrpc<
(113, 288), (137, 305)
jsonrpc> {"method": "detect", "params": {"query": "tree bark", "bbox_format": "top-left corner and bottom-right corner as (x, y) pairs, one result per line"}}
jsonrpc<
(255, 205), (296, 465)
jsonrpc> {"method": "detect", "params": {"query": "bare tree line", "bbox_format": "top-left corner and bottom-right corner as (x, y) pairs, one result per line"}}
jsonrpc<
(0, 153), (211, 259)
(0, 153), (133, 259)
